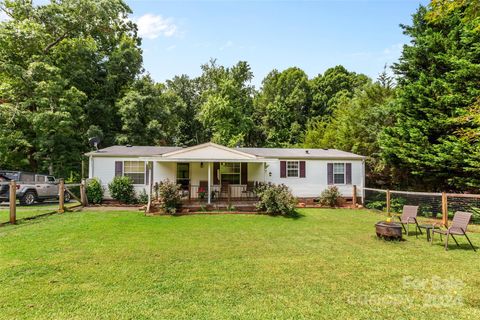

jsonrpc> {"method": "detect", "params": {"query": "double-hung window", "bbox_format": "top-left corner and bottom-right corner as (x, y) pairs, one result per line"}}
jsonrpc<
(287, 161), (299, 178)
(124, 161), (145, 184)
(220, 163), (241, 184)
(333, 163), (345, 184)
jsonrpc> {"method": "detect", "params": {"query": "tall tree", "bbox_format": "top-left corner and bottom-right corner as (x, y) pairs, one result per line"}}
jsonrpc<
(0, 0), (142, 176)
(254, 67), (310, 147)
(309, 65), (370, 118)
(197, 60), (255, 147)
(115, 75), (179, 146)
(380, 3), (480, 191)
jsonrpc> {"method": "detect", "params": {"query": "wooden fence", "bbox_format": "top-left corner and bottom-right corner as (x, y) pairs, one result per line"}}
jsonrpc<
(1, 179), (88, 225)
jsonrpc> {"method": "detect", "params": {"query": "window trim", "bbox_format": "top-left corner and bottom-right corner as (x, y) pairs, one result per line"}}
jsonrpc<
(286, 161), (300, 178)
(332, 162), (346, 185)
(123, 160), (146, 185)
(220, 162), (241, 185)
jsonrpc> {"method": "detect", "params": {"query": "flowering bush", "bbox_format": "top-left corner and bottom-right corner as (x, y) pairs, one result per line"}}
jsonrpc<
(256, 183), (297, 217)
(158, 179), (182, 214)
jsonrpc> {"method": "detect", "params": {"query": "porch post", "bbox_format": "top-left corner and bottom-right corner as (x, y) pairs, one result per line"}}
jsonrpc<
(207, 162), (211, 204)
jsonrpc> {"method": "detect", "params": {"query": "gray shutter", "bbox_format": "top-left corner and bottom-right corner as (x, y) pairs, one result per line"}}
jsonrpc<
(280, 161), (286, 178)
(345, 163), (352, 184)
(327, 163), (333, 185)
(115, 161), (123, 177)
(145, 162), (150, 185)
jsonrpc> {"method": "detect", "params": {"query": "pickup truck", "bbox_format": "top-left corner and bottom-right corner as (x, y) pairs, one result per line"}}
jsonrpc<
(0, 171), (71, 205)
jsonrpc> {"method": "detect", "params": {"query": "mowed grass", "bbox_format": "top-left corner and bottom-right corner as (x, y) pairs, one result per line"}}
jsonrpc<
(0, 209), (479, 320)
(0, 201), (80, 223)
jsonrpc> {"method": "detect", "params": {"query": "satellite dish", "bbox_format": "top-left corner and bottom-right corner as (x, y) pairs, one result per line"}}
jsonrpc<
(88, 137), (101, 151)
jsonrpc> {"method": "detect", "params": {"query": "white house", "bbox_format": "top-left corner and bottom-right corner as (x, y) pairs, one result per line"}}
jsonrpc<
(86, 142), (365, 203)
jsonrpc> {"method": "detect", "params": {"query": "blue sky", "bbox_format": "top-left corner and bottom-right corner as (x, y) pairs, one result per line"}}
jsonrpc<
(128, 0), (429, 87)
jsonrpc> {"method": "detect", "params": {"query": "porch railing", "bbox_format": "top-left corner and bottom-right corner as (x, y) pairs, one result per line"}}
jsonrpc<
(183, 185), (258, 202)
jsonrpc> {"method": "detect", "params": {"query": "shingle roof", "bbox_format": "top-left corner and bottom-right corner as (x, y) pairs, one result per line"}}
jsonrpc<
(238, 147), (365, 159)
(86, 145), (365, 159)
(85, 146), (182, 156)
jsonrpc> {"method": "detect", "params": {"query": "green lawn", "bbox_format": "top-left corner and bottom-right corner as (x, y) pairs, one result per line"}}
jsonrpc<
(0, 201), (80, 223)
(0, 209), (479, 319)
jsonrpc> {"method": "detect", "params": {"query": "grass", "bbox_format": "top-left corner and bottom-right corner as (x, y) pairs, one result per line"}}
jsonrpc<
(0, 201), (80, 223)
(0, 209), (479, 319)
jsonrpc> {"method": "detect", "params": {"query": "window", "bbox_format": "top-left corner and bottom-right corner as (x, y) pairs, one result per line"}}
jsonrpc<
(220, 163), (240, 184)
(35, 175), (46, 183)
(287, 161), (299, 177)
(176, 163), (190, 189)
(124, 161), (145, 184)
(333, 163), (345, 184)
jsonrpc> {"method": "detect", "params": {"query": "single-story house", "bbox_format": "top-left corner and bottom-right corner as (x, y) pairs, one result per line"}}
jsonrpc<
(85, 142), (365, 203)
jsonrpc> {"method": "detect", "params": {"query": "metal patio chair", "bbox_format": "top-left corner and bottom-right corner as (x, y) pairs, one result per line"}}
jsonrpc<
(397, 205), (422, 237)
(432, 211), (476, 251)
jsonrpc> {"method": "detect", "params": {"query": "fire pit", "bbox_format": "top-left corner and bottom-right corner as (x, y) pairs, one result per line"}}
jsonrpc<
(375, 221), (402, 240)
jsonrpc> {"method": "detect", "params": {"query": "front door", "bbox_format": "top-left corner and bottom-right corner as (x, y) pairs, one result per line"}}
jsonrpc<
(176, 163), (190, 190)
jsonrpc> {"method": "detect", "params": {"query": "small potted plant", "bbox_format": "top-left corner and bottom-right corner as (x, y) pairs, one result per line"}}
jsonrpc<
(198, 186), (206, 199)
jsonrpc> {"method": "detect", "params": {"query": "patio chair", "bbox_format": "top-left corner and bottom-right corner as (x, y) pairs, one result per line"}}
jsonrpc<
(220, 181), (230, 199)
(241, 181), (255, 199)
(431, 211), (476, 251)
(397, 205), (422, 237)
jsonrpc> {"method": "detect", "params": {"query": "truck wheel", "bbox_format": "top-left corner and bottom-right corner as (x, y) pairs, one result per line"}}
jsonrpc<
(20, 191), (36, 205)
(64, 191), (71, 203)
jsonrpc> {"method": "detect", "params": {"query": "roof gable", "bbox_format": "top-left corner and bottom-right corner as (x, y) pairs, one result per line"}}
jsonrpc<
(162, 142), (257, 160)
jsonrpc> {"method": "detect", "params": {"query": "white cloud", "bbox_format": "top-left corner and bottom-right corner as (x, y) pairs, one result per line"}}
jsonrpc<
(136, 14), (178, 39)
(166, 44), (176, 51)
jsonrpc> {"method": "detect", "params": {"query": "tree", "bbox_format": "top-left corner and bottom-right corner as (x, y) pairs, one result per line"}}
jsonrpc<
(115, 75), (179, 145)
(309, 65), (370, 118)
(254, 67), (310, 146)
(304, 82), (395, 186)
(166, 75), (205, 146)
(0, 0), (142, 177)
(197, 60), (255, 147)
(380, 3), (480, 191)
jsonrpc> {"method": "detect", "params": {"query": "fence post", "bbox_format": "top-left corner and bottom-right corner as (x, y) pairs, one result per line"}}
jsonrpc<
(9, 180), (16, 224)
(386, 189), (391, 216)
(352, 185), (357, 208)
(442, 192), (448, 227)
(80, 179), (88, 206)
(58, 179), (65, 213)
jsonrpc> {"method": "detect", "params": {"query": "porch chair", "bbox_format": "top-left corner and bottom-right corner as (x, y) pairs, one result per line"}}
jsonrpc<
(241, 181), (255, 199)
(431, 211), (476, 251)
(220, 181), (230, 199)
(397, 205), (422, 237)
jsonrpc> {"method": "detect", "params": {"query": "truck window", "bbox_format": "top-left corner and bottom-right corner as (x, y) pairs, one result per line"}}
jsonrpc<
(36, 176), (46, 182)
(47, 176), (56, 183)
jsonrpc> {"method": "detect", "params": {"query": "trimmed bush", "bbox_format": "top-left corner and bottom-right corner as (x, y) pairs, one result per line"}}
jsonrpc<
(256, 183), (297, 216)
(158, 179), (182, 214)
(319, 186), (342, 207)
(108, 176), (137, 204)
(86, 178), (104, 204)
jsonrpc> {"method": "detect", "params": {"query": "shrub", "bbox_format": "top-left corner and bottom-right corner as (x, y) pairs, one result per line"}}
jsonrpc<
(158, 179), (182, 214)
(138, 188), (149, 205)
(86, 178), (104, 204)
(108, 176), (137, 204)
(319, 186), (342, 207)
(256, 183), (297, 216)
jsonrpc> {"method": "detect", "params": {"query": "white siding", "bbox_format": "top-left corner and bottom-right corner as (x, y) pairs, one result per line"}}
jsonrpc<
(91, 157), (364, 199)
(264, 159), (363, 197)
(89, 157), (150, 198)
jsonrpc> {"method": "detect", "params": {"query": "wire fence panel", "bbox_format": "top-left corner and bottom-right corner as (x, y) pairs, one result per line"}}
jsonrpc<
(363, 187), (480, 225)
(446, 195), (480, 224)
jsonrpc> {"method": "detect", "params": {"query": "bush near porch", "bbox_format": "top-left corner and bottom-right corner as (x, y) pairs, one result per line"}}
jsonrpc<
(255, 183), (298, 216)
(0, 209), (479, 319)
